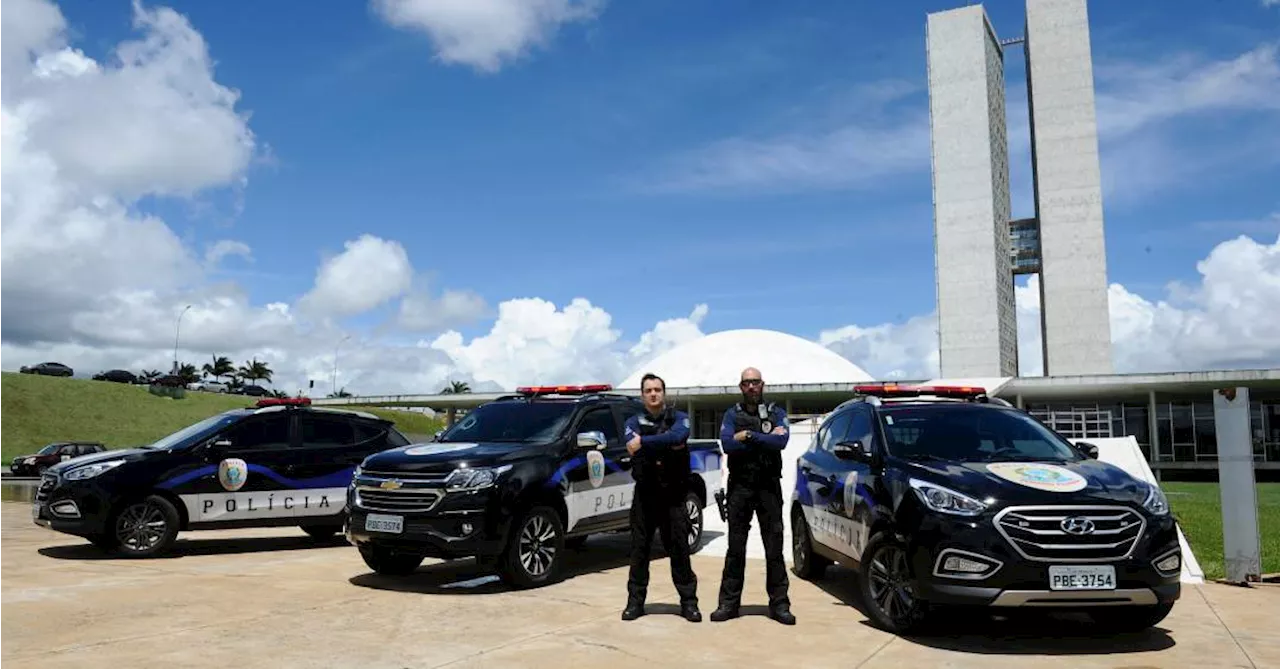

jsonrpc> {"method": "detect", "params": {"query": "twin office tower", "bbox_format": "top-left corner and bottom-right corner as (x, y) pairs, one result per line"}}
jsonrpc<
(927, 0), (1113, 379)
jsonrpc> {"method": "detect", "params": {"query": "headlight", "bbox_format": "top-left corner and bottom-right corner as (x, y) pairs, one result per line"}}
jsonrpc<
(444, 465), (512, 491)
(1142, 483), (1170, 516)
(63, 460), (126, 480)
(909, 478), (986, 517)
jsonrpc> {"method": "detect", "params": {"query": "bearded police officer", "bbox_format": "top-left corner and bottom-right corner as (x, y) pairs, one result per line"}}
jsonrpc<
(710, 367), (796, 625)
(620, 373), (701, 622)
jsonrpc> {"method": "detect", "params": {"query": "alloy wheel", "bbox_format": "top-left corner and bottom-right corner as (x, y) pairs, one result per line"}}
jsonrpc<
(866, 544), (916, 625)
(518, 514), (557, 577)
(686, 497), (701, 547)
(116, 502), (168, 553)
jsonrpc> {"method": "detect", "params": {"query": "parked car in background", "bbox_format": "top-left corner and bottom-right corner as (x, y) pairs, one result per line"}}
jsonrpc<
(93, 369), (139, 384)
(187, 380), (229, 393)
(20, 362), (73, 377)
(235, 385), (270, 397)
(12, 442), (107, 476)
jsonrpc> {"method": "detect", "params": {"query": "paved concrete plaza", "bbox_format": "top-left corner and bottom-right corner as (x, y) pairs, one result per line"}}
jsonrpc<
(3, 502), (1277, 668)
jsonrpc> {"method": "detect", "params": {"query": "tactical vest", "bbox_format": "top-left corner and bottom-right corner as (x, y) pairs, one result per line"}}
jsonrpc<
(633, 407), (690, 488)
(727, 401), (783, 484)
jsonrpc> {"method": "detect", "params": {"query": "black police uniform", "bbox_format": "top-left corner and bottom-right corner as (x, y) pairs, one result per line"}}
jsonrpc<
(713, 400), (794, 623)
(621, 406), (699, 621)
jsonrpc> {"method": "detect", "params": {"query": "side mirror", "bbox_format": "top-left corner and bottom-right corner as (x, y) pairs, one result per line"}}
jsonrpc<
(201, 439), (232, 461)
(576, 430), (606, 450)
(433, 430), (444, 442)
(832, 440), (865, 461)
(1076, 441), (1099, 459)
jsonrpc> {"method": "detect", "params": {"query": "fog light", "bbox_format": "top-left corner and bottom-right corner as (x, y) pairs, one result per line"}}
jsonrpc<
(944, 556), (990, 573)
(933, 548), (1002, 580)
(461, 522), (473, 535)
(51, 501), (80, 518)
(1154, 550), (1181, 574)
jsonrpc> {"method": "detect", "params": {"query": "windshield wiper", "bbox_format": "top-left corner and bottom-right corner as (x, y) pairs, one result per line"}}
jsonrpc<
(906, 453), (954, 463)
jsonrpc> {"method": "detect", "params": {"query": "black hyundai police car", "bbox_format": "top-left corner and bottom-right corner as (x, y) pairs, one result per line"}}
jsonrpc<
(790, 384), (1182, 634)
(344, 384), (725, 588)
(32, 397), (411, 557)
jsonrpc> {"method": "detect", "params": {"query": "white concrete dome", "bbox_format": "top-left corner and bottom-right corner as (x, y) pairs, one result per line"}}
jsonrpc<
(619, 328), (875, 389)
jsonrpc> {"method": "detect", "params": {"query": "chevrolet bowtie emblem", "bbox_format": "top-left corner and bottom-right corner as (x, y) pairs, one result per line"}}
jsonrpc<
(380, 479), (403, 490)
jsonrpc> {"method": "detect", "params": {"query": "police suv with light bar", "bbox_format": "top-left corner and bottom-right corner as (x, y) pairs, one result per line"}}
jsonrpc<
(344, 384), (724, 588)
(32, 397), (412, 557)
(790, 384), (1182, 634)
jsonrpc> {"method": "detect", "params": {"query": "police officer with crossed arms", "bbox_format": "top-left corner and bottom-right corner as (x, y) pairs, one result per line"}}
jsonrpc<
(620, 373), (701, 622)
(710, 367), (796, 625)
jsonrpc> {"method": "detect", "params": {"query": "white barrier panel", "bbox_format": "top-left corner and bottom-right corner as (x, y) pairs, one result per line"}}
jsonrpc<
(1071, 436), (1205, 584)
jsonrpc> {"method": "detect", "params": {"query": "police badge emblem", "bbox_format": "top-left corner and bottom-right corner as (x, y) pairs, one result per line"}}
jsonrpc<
(586, 450), (606, 489)
(218, 458), (248, 492)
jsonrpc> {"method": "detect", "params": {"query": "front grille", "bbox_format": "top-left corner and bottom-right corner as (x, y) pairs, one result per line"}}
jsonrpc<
(355, 488), (443, 513)
(36, 474), (57, 503)
(360, 469), (448, 483)
(994, 505), (1145, 563)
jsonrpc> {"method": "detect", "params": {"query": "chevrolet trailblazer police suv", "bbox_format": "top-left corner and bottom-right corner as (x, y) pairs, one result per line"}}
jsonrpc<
(345, 384), (724, 588)
(33, 398), (411, 557)
(790, 384), (1182, 635)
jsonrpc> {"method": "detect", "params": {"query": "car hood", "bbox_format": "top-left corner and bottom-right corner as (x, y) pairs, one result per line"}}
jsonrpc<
(46, 448), (152, 474)
(900, 457), (1151, 506)
(361, 441), (546, 474)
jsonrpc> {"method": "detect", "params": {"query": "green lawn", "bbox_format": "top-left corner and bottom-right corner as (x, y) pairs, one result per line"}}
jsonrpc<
(1164, 481), (1280, 580)
(1, 372), (443, 462)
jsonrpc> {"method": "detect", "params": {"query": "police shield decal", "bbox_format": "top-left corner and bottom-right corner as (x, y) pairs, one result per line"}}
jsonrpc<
(586, 450), (606, 489)
(218, 458), (248, 492)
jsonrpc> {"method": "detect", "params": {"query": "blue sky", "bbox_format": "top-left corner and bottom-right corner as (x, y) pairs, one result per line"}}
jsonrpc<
(4, 0), (1278, 392)
(50, 0), (1274, 336)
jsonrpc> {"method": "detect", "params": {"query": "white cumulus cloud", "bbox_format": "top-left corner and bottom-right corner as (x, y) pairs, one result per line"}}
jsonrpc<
(371, 0), (604, 72)
(299, 235), (415, 320)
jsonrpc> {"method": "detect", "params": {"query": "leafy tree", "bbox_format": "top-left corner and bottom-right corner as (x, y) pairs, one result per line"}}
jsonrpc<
(237, 358), (273, 386)
(439, 380), (471, 426)
(177, 363), (200, 385)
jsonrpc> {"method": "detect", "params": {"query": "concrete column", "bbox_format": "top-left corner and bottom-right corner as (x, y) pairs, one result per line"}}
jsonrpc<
(1015, 394), (1024, 409)
(1214, 387), (1262, 583)
(686, 400), (695, 437)
(785, 398), (793, 416)
(1148, 390), (1159, 464)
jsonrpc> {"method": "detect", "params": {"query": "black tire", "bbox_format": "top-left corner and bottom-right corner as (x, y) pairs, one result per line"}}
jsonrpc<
(790, 505), (830, 580)
(684, 491), (705, 554)
(111, 495), (181, 558)
(1088, 603), (1175, 632)
(302, 524), (341, 540)
(498, 506), (565, 589)
(358, 544), (424, 576)
(858, 531), (932, 634)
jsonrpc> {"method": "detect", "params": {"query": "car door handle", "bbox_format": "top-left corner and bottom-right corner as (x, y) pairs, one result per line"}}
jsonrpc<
(619, 456), (632, 464)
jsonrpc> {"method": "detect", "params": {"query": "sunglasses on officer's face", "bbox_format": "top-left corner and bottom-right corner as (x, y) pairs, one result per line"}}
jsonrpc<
(740, 379), (763, 387)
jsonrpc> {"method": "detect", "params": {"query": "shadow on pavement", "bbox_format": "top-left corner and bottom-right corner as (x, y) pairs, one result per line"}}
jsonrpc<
(811, 564), (1176, 655)
(37, 533), (347, 560)
(349, 530), (723, 596)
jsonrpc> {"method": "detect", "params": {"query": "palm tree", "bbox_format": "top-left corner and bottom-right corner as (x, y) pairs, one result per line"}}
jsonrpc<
(202, 355), (234, 382)
(177, 363), (200, 385)
(439, 380), (471, 427)
(237, 358), (273, 387)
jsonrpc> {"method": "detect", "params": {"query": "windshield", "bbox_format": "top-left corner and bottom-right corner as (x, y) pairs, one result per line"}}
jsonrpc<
(37, 444), (60, 455)
(145, 412), (245, 451)
(440, 401), (576, 444)
(878, 405), (1082, 463)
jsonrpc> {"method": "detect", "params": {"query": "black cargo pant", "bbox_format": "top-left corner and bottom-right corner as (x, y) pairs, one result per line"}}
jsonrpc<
(716, 476), (790, 611)
(626, 481), (698, 606)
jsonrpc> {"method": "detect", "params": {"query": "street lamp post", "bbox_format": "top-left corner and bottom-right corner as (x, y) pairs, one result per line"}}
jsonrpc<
(173, 304), (192, 374)
(332, 334), (351, 396)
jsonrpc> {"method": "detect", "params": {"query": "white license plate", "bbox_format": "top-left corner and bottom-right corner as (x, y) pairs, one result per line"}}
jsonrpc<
(365, 513), (403, 534)
(1049, 565), (1116, 591)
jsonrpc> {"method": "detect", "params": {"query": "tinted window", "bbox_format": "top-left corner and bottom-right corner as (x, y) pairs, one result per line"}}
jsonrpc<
(300, 415), (355, 446)
(879, 405), (1080, 463)
(440, 401), (576, 444)
(385, 428), (410, 447)
(845, 408), (872, 446)
(146, 412), (245, 451)
(222, 415), (292, 451)
(819, 410), (853, 453)
(578, 408), (620, 443)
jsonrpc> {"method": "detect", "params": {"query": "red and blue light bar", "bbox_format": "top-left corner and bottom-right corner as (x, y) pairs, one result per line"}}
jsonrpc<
(255, 397), (312, 408)
(853, 384), (987, 399)
(516, 384), (613, 396)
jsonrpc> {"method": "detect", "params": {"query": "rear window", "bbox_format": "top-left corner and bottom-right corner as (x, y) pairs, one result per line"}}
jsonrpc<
(878, 404), (1081, 463)
(440, 401), (577, 444)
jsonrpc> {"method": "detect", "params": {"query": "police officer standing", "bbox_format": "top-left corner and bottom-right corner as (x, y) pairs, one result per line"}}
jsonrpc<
(710, 367), (796, 625)
(621, 373), (701, 622)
